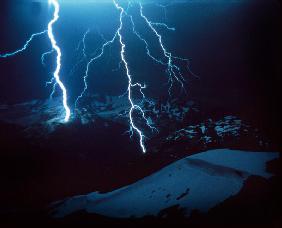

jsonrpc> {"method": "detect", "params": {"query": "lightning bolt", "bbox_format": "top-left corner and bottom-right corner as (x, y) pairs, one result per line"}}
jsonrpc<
(74, 0), (195, 152)
(75, 29), (118, 110)
(75, 1), (157, 152)
(113, 0), (154, 153)
(1, 0), (196, 153)
(138, 2), (189, 95)
(48, 0), (71, 122)
(0, 0), (71, 122)
(0, 31), (47, 58)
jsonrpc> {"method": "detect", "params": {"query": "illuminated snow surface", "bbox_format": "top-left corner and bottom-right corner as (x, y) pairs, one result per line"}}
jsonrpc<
(0, 97), (268, 149)
(53, 149), (278, 218)
(0, 95), (193, 130)
(0, 98), (68, 130)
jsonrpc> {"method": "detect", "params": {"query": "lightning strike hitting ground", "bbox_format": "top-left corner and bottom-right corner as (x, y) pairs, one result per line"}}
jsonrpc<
(74, 0), (194, 152)
(0, 0), (71, 122)
(113, 0), (150, 153)
(48, 0), (70, 122)
(1, 0), (195, 153)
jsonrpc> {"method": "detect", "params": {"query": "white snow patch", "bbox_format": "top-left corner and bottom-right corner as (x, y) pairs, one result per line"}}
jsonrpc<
(53, 149), (279, 219)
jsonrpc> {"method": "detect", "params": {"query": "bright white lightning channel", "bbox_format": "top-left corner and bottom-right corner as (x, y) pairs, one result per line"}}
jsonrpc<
(0, 0), (71, 123)
(48, 0), (71, 122)
(75, 1), (153, 152)
(74, 1), (194, 153)
(113, 0), (148, 153)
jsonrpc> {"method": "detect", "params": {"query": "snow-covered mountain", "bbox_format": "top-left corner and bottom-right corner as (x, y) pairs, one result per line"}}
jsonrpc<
(0, 96), (270, 155)
(53, 149), (278, 219)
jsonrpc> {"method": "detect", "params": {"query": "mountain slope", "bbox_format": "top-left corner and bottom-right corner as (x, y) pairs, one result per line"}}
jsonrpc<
(53, 149), (278, 218)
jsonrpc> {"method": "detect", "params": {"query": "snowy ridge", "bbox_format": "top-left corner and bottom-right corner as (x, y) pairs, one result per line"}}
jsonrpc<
(0, 98), (268, 151)
(53, 149), (278, 218)
(167, 116), (249, 143)
(0, 98), (67, 129)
